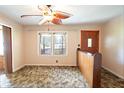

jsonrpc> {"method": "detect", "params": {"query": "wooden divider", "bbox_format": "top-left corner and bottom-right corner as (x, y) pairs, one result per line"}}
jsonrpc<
(77, 48), (102, 88)
(0, 56), (4, 70)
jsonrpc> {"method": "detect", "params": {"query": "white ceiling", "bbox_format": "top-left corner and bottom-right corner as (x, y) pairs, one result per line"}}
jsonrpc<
(0, 5), (123, 25)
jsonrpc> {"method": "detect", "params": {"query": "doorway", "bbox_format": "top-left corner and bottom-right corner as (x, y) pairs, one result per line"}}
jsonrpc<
(0, 25), (12, 74)
(0, 26), (5, 73)
(80, 30), (99, 54)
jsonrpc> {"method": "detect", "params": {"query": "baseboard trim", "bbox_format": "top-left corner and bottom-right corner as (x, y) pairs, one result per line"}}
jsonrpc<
(102, 66), (124, 79)
(25, 64), (77, 67)
(13, 65), (25, 72)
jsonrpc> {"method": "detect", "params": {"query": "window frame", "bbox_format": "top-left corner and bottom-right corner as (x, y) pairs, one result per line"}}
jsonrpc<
(38, 31), (68, 56)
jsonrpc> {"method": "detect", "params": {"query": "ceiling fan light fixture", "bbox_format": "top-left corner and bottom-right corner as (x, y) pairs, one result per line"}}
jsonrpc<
(21, 5), (72, 25)
(45, 16), (53, 21)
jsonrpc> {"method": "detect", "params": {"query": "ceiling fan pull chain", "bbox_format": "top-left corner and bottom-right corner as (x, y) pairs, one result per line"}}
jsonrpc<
(48, 21), (50, 31)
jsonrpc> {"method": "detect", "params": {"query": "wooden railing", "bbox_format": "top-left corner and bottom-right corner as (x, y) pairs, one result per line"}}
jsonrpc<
(77, 48), (102, 88)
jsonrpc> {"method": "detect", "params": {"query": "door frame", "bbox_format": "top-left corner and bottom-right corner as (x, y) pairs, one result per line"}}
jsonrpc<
(2, 25), (13, 73)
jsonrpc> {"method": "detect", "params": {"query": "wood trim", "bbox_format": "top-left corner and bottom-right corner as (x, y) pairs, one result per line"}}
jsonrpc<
(2, 25), (12, 73)
(92, 53), (102, 88)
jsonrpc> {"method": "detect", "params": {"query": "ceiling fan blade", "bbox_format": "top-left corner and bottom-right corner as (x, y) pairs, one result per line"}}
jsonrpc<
(21, 15), (43, 18)
(51, 18), (62, 25)
(38, 5), (52, 16)
(53, 11), (73, 19)
(38, 5), (49, 11)
(38, 18), (48, 25)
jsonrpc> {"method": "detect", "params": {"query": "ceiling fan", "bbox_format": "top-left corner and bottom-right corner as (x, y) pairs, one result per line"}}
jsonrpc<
(21, 5), (72, 25)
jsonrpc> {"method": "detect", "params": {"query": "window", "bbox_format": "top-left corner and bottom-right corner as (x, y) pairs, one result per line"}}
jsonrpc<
(39, 32), (67, 56)
(53, 33), (66, 55)
(88, 38), (92, 47)
(0, 28), (4, 55)
(40, 33), (52, 55)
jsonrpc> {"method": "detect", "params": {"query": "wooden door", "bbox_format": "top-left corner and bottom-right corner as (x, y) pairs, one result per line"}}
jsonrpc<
(81, 30), (99, 54)
(2, 26), (12, 73)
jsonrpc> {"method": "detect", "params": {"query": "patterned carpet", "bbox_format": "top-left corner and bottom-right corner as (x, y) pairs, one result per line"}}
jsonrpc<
(0, 66), (124, 88)
(0, 66), (88, 88)
(101, 68), (124, 88)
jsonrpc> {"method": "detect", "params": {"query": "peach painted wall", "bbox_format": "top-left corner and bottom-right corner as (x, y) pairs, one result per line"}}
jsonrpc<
(101, 15), (124, 79)
(0, 13), (24, 72)
(23, 24), (101, 66)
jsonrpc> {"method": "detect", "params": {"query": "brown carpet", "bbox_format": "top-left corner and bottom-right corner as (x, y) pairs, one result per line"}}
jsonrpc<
(0, 66), (124, 88)
(101, 68), (124, 88)
(0, 66), (88, 88)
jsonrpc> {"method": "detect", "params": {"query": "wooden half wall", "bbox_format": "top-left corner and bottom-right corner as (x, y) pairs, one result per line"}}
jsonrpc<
(0, 56), (4, 70)
(77, 48), (102, 88)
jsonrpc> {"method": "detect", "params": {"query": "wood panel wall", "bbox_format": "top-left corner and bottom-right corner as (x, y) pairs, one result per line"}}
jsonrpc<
(0, 56), (4, 70)
(77, 49), (102, 88)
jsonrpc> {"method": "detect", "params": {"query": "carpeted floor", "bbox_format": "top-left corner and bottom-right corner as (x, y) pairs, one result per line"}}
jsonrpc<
(0, 66), (124, 88)
(0, 66), (88, 88)
(101, 68), (124, 88)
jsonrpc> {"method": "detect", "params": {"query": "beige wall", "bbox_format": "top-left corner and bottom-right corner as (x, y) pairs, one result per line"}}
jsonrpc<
(23, 24), (101, 66)
(0, 13), (24, 72)
(101, 15), (124, 79)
